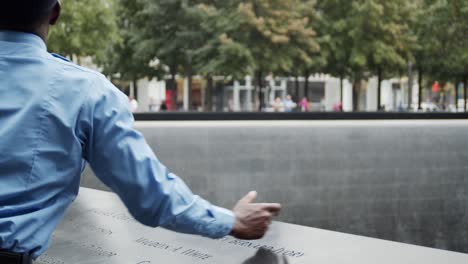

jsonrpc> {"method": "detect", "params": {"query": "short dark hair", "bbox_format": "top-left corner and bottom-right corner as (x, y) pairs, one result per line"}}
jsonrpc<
(0, 0), (57, 29)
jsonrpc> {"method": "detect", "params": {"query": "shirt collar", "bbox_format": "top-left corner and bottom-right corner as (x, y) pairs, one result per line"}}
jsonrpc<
(0, 30), (47, 51)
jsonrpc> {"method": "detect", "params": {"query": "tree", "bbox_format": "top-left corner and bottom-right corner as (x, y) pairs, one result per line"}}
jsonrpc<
(347, 0), (416, 110)
(290, 0), (323, 99)
(48, 0), (120, 64)
(231, 0), (319, 110)
(413, 0), (433, 110)
(414, 0), (468, 111)
(193, 3), (255, 79)
(432, 0), (468, 111)
(133, 0), (213, 110)
(192, 2), (256, 111)
(132, 0), (319, 111)
(102, 0), (164, 98)
(316, 0), (355, 107)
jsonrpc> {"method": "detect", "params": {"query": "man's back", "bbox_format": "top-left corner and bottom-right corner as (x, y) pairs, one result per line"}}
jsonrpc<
(0, 30), (244, 259)
(0, 2), (280, 262)
(0, 30), (102, 257)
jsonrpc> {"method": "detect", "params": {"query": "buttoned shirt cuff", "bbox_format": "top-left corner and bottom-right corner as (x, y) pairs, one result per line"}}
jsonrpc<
(204, 206), (235, 238)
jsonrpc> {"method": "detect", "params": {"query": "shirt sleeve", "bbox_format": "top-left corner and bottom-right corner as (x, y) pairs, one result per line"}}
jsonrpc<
(78, 74), (234, 238)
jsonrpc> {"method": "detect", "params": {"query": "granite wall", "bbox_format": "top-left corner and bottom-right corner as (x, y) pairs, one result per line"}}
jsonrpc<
(80, 120), (468, 253)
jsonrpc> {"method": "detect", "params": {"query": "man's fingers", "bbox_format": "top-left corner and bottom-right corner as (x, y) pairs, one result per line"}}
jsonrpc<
(270, 210), (280, 217)
(259, 203), (282, 214)
(240, 191), (257, 204)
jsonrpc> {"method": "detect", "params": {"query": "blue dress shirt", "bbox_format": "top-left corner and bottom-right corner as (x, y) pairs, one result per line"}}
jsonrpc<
(0, 30), (234, 258)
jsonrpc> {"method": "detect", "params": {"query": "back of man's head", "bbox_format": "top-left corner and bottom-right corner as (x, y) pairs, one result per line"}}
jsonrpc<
(0, 0), (58, 30)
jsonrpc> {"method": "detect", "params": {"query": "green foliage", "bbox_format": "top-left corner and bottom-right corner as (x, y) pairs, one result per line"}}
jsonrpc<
(102, 0), (164, 81)
(131, 0), (205, 77)
(349, 0), (415, 78)
(316, 0), (354, 79)
(48, 0), (120, 63)
(417, 0), (468, 81)
(233, 0), (319, 75)
(316, 0), (417, 83)
(46, 0), (468, 94)
(191, 3), (255, 79)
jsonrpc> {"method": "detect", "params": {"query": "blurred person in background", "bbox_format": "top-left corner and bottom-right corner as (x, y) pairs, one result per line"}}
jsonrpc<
(298, 97), (310, 112)
(128, 95), (139, 112)
(332, 101), (343, 112)
(0, 1), (281, 263)
(148, 96), (158, 112)
(283, 95), (296, 112)
(320, 97), (326, 112)
(273, 96), (285, 112)
(160, 100), (168, 111)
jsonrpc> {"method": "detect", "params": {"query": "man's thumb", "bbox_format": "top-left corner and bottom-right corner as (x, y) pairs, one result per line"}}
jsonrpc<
(240, 191), (257, 204)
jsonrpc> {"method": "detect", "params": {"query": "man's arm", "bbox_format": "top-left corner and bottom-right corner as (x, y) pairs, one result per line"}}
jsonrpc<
(79, 75), (280, 239)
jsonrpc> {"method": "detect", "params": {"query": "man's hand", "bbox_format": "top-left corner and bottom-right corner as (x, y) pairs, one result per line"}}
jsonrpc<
(230, 191), (282, 240)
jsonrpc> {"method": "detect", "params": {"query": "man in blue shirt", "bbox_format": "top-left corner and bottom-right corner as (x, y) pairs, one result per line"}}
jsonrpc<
(0, 1), (281, 263)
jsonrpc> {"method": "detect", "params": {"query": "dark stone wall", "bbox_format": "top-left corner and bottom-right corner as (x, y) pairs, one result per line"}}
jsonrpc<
(80, 120), (468, 253)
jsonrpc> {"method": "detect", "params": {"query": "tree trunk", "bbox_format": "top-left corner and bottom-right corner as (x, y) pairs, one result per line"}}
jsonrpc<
(440, 81), (447, 110)
(256, 71), (264, 111)
(205, 76), (214, 112)
(418, 68), (423, 110)
(304, 70), (310, 99)
(455, 79), (459, 112)
(352, 79), (360, 111)
(340, 76), (344, 109)
(216, 80), (224, 112)
(185, 63), (193, 111)
(407, 61), (413, 111)
(464, 77), (468, 112)
(132, 78), (138, 100)
(188, 72), (193, 111)
(169, 67), (177, 111)
(377, 68), (382, 111)
(295, 75), (300, 99)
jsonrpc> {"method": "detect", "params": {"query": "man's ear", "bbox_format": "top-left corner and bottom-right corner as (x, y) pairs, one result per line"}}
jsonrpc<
(49, 2), (61, 25)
